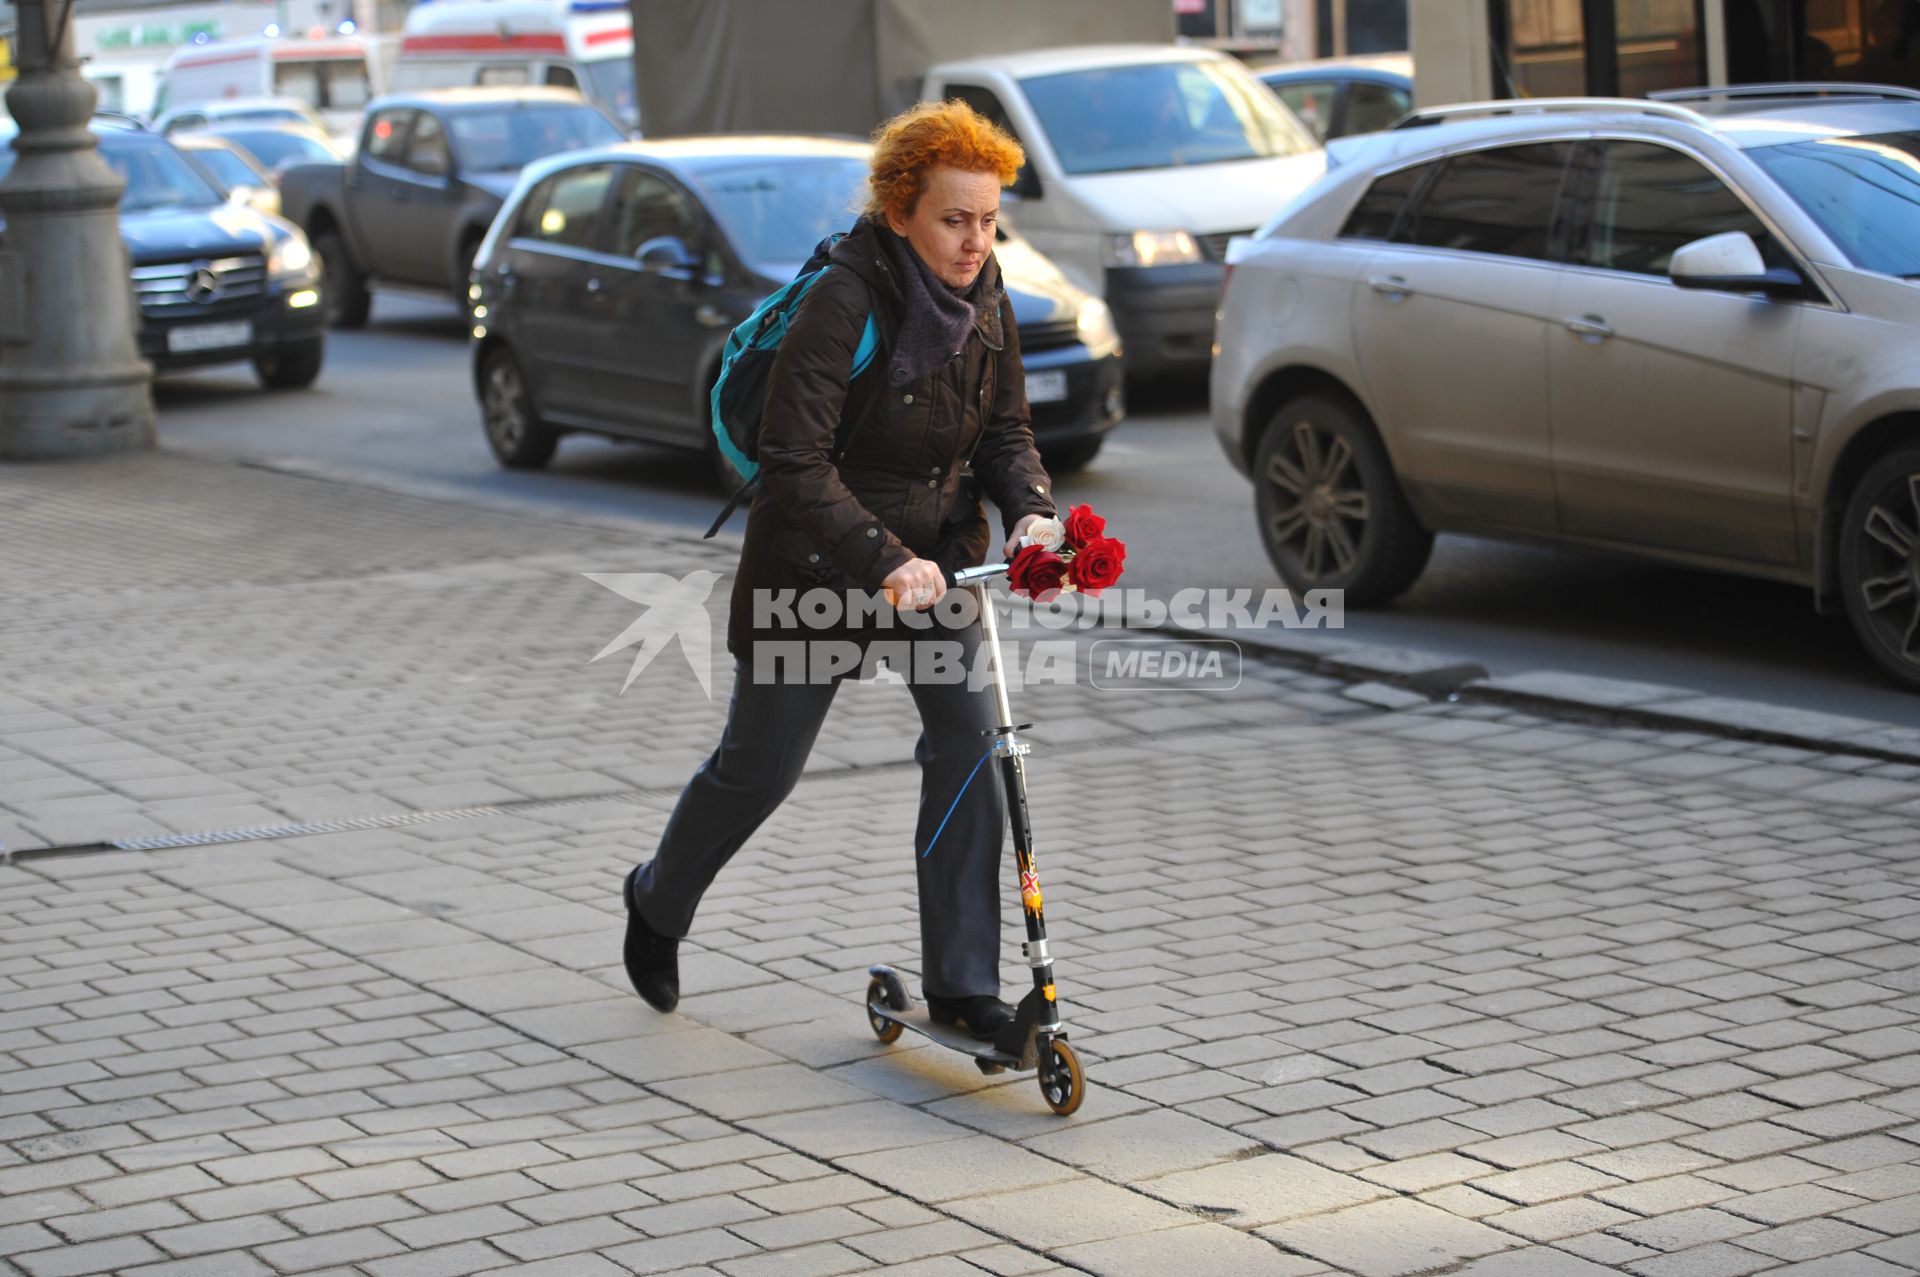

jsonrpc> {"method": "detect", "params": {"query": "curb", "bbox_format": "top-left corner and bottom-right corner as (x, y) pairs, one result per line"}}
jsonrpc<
(1158, 624), (1920, 769)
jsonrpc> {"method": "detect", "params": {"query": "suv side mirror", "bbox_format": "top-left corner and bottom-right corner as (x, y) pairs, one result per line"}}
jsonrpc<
(1670, 231), (1804, 298)
(635, 235), (696, 274)
(412, 149), (451, 179)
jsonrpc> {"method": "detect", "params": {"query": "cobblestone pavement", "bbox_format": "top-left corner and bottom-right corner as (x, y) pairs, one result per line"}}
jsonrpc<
(2, 451), (1917, 1276)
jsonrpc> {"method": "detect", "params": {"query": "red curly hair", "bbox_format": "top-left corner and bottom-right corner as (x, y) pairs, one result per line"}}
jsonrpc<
(865, 99), (1026, 222)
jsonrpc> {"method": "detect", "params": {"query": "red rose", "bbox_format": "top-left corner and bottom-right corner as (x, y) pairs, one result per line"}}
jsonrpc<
(1067, 535), (1126, 594)
(1007, 544), (1070, 601)
(1063, 504), (1106, 549)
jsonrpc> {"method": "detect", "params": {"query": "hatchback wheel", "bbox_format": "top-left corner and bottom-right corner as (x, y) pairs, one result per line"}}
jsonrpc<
(1254, 393), (1432, 606)
(1840, 447), (1920, 689)
(480, 345), (558, 469)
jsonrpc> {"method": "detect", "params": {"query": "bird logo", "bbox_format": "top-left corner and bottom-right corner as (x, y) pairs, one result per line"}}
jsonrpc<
(584, 570), (723, 699)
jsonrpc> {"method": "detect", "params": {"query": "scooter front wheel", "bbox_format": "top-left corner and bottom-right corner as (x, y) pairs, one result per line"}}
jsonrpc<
(1039, 1039), (1084, 1115)
(866, 976), (904, 1044)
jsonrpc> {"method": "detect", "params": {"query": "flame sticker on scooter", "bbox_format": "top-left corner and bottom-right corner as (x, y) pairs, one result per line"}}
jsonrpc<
(1020, 868), (1042, 911)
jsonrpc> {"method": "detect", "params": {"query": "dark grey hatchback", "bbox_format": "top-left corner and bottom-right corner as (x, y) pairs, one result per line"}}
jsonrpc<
(468, 136), (1124, 481)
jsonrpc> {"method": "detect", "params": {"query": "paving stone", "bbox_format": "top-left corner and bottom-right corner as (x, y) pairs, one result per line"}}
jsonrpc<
(1139, 1154), (1388, 1227)
(1257, 1197), (1518, 1276)
(1054, 1223), (1323, 1275)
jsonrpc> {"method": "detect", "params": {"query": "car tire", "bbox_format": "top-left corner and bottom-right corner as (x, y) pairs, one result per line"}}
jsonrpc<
(1839, 446), (1920, 689)
(480, 344), (558, 469)
(1042, 437), (1104, 474)
(1253, 392), (1432, 606)
(315, 230), (371, 329)
(253, 339), (324, 390)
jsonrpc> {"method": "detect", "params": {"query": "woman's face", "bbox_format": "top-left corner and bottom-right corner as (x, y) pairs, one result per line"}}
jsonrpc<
(887, 166), (1001, 289)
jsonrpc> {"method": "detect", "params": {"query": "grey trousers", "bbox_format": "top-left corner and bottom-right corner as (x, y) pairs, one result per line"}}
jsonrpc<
(630, 632), (1008, 998)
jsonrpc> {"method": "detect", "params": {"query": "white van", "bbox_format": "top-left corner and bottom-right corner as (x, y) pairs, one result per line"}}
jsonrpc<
(391, 0), (637, 131)
(922, 45), (1327, 377)
(156, 34), (375, 138)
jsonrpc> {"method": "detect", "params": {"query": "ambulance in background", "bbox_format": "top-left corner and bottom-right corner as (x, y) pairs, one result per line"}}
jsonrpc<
(155, 33), (375, 138)
(390, 1), (638, 132)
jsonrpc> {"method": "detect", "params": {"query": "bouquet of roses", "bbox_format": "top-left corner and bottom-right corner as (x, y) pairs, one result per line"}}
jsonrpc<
(1006, 504), (1126, 601)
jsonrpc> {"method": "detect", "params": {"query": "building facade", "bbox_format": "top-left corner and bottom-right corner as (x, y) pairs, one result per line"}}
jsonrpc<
(1413, 0), (1919, 105)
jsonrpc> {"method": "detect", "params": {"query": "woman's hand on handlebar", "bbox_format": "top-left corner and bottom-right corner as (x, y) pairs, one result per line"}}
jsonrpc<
(882, 558), (947, 610)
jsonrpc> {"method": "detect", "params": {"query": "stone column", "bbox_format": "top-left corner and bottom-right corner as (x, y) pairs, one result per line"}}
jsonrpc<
(0, 0), (154, 460)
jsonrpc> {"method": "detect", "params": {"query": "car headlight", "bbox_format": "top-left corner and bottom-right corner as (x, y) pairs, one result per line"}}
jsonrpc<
(268, 234), (314, 278)
(1104, 230), (1201, 268)
(1076, 295), (1118, 348)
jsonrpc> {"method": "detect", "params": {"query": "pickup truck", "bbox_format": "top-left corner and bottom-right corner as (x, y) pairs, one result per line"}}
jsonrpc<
(278, 86), (624, 327)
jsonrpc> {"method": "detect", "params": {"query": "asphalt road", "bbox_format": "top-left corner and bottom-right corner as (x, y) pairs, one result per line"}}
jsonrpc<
(152, 294), (1920, 731)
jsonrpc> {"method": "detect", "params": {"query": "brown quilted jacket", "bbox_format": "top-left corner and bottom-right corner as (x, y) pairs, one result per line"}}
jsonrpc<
(726, 218), (1058, 660)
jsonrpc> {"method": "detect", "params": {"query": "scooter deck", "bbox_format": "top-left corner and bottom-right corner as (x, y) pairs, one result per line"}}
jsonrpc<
(868, 1000), (1025, 1069)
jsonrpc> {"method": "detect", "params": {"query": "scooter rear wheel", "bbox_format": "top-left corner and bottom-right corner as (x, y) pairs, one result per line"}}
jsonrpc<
(1039, 1039), (1084, 1115)
(866, 976), (903, 1044)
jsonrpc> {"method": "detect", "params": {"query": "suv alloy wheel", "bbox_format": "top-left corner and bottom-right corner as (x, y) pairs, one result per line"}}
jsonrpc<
(1254, 393), (1433, 605)
(1840, 447), (1920, 689)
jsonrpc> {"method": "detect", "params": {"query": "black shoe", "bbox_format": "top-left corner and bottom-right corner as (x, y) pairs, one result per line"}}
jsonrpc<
(623, 867), (680, 1013)
(926, 993), (1016, 1042)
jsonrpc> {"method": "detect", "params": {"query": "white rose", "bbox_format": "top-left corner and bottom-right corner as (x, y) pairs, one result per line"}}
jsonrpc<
(1021, 517), (1066, 552)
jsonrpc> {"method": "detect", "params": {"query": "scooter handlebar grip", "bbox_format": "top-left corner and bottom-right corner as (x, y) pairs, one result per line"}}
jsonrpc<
(950, 562), (1010, 588)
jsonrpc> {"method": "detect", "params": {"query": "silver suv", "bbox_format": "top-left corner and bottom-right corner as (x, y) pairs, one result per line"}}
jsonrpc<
(1212, 86), (1920, 689)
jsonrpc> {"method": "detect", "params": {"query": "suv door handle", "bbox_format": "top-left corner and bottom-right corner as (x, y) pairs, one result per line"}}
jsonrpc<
(694, 304), (729, 328)
(1368, 275), (1412, 299)
(1564, 315), (1613, 340)
(586, 278), (603, 293)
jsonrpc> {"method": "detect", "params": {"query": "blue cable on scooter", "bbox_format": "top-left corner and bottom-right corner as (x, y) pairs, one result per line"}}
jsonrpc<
(921, 746), (996, 859)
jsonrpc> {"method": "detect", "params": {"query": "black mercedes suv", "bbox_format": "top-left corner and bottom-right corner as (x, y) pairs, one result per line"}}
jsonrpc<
(0, 118), (327, 389)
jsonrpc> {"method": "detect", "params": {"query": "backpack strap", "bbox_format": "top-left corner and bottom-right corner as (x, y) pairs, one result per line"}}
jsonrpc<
(703, 300), (884, 540)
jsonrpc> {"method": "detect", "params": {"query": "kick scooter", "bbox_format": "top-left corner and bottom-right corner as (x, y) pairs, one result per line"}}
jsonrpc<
(864, 561), (1086, 1116)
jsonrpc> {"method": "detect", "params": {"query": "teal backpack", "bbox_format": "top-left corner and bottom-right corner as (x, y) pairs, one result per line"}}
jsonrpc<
(704, 233), (882, 538)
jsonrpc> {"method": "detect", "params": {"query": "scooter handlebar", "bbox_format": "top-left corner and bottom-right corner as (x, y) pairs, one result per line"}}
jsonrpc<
(946, 562), (1010, 588)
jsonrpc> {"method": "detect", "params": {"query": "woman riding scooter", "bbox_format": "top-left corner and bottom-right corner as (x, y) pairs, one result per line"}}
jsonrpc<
(620, 100), (1058, 1042)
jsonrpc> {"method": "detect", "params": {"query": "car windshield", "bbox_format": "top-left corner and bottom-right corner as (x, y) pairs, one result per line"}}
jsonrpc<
(583, 56), (638, 128)
(93, 134), (225, 211)
(221, 107), (311, 127)
(216, 128), (339, 170)
(183, 145), (263, 191)
(1752, 130), (1920, 278)
(447, 104), (623, 172)
(694, 156), (867, 272)
(1021, 59), (1316, 176)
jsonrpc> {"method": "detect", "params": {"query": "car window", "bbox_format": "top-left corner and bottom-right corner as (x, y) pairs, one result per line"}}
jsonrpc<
(1022, 58), (1316, 176)
(1339, 160), (1434, 241)
(98, 135), (225, 212)
(1344, 81), (1410, 136)
(1406, 142), (1574, 261)
(406, 111), (452, 177)
(478, 64), (532, 86)
(184, 145), (260, 191)
(945, 83), (1040, 197)
(520, 163), (613, 250)
(610, 166), (701, 257)
(1271, 80), (1337, 142)
(445, 105), (622, 172)
(365, 109), (413, 164)
(545, 65), (579, 89)
(694, 155), (868, 271)
(1584, 141), (1782, 277)
(1752, 130), (1920, 278)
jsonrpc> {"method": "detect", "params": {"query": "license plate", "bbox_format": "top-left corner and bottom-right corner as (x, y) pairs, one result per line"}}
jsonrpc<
(167, 321), (253, 354)
(1026, 369), (1068, 404)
